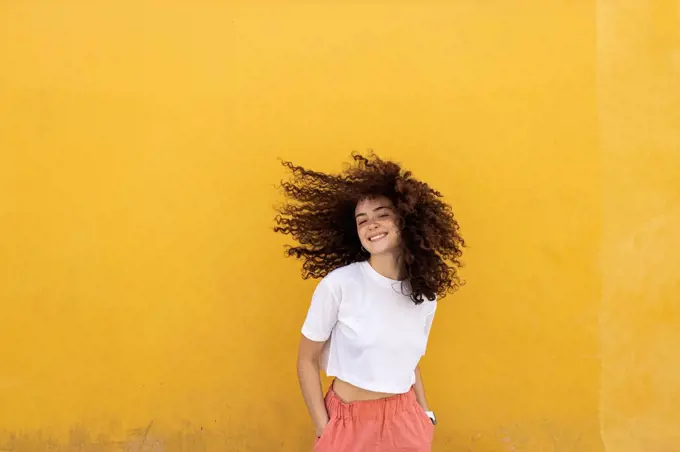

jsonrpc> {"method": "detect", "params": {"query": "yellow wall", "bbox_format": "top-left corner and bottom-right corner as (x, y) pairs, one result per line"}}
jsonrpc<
(0, 1), (677, 451)
(598, 1), (680, 450)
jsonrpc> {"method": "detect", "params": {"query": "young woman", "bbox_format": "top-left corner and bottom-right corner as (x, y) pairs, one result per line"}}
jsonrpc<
(274, 152), (464, 452)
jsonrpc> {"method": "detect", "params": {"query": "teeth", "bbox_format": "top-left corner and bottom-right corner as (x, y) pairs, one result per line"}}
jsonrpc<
(369, 233), (387, 241)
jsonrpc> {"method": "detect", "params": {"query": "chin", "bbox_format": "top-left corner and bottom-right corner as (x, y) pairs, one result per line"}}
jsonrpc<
(367, 244), (399, 256)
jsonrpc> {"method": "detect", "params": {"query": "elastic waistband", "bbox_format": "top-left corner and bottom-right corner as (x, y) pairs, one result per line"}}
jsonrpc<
(325, 385), (418, 421)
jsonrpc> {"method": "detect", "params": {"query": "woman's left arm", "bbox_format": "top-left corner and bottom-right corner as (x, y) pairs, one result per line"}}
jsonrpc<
(413, 365), (430, 411)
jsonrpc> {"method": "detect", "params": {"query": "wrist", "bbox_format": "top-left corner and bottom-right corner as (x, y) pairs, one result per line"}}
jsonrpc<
(315, 420), (329, 436)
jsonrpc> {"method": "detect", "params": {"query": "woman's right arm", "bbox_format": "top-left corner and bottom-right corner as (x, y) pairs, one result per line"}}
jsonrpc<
(297, 335), (329, 438)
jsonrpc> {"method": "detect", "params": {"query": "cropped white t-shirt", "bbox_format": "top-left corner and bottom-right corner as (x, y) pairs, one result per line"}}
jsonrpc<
(301, 260), (437, 394)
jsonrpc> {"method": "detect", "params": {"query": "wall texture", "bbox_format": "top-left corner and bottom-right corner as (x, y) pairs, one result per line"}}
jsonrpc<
(0, 1), (677, 451)
(598, 1), (680, 451)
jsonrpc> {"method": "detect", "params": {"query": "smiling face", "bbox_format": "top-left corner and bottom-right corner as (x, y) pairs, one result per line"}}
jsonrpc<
(355, 196), (402, 256)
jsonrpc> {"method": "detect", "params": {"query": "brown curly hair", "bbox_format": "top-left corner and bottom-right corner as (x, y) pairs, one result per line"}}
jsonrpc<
(273, 151), (465, 304)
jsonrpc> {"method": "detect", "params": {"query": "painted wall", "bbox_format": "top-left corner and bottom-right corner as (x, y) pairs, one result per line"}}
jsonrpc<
(0, 1), (677, 451)
(598, 1), (680, 451)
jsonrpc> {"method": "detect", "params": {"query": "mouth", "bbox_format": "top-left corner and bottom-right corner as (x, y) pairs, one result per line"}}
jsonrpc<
(368, 232), (388, 242)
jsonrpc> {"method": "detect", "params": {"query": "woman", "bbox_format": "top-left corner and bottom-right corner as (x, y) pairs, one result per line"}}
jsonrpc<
(274, 152), (464, 451)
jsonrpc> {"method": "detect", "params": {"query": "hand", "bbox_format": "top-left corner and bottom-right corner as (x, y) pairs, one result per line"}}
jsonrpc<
(315, 422), (328, 438)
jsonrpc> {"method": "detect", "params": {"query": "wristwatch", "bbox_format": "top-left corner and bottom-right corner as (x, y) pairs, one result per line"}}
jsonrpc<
(424, 410), (437, 425)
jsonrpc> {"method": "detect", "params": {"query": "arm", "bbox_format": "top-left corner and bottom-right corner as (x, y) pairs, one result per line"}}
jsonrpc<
(415, 300), (437, 412)
(297, 335), (329, 437)
(413, 365), (430, 411)
(298, 277), (339, 437)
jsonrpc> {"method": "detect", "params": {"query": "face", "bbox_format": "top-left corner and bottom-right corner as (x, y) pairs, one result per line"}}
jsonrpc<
(354, 196), (402, 256)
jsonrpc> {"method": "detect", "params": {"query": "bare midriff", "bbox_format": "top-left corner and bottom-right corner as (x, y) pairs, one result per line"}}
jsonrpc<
(332, 378), (398, 402)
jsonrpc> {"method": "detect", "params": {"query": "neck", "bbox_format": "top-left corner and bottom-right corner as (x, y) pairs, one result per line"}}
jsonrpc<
(369, 251), (406, 281)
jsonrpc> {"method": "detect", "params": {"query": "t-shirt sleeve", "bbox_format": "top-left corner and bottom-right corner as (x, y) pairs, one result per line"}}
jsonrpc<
(412, 300), (438, 384)
(424, 300), (437, 341)
(301, 277), (340, 342)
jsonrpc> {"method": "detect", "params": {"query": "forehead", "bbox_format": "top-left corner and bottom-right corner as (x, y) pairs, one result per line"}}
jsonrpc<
(354, 195), (394, 214)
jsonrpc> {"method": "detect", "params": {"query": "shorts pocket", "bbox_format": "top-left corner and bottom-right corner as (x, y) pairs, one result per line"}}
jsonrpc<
(313, 418), (338, 451)
(414, 404), (435, 439)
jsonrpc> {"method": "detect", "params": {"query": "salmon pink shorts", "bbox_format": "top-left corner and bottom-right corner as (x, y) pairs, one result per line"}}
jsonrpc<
(312, 385), (434, 452)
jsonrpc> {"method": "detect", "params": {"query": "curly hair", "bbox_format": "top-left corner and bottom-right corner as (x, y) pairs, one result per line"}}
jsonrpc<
(273, 151), (465, 304)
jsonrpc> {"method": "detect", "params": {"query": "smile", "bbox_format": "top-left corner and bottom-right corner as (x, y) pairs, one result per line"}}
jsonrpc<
(368, 233), (387, 242)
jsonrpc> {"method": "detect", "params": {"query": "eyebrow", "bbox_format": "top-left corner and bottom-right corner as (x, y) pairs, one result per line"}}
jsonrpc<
(355, 205), (391, 219)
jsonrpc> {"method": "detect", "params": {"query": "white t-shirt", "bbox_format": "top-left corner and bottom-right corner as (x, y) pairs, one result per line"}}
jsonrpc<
(301, 260), (437, 394)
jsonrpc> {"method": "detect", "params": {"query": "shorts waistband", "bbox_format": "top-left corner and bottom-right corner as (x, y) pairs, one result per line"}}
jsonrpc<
(325, 385), (419, 421)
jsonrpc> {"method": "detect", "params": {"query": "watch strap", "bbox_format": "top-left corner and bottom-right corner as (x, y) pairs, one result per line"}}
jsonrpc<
(424, 410), (437, 425)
